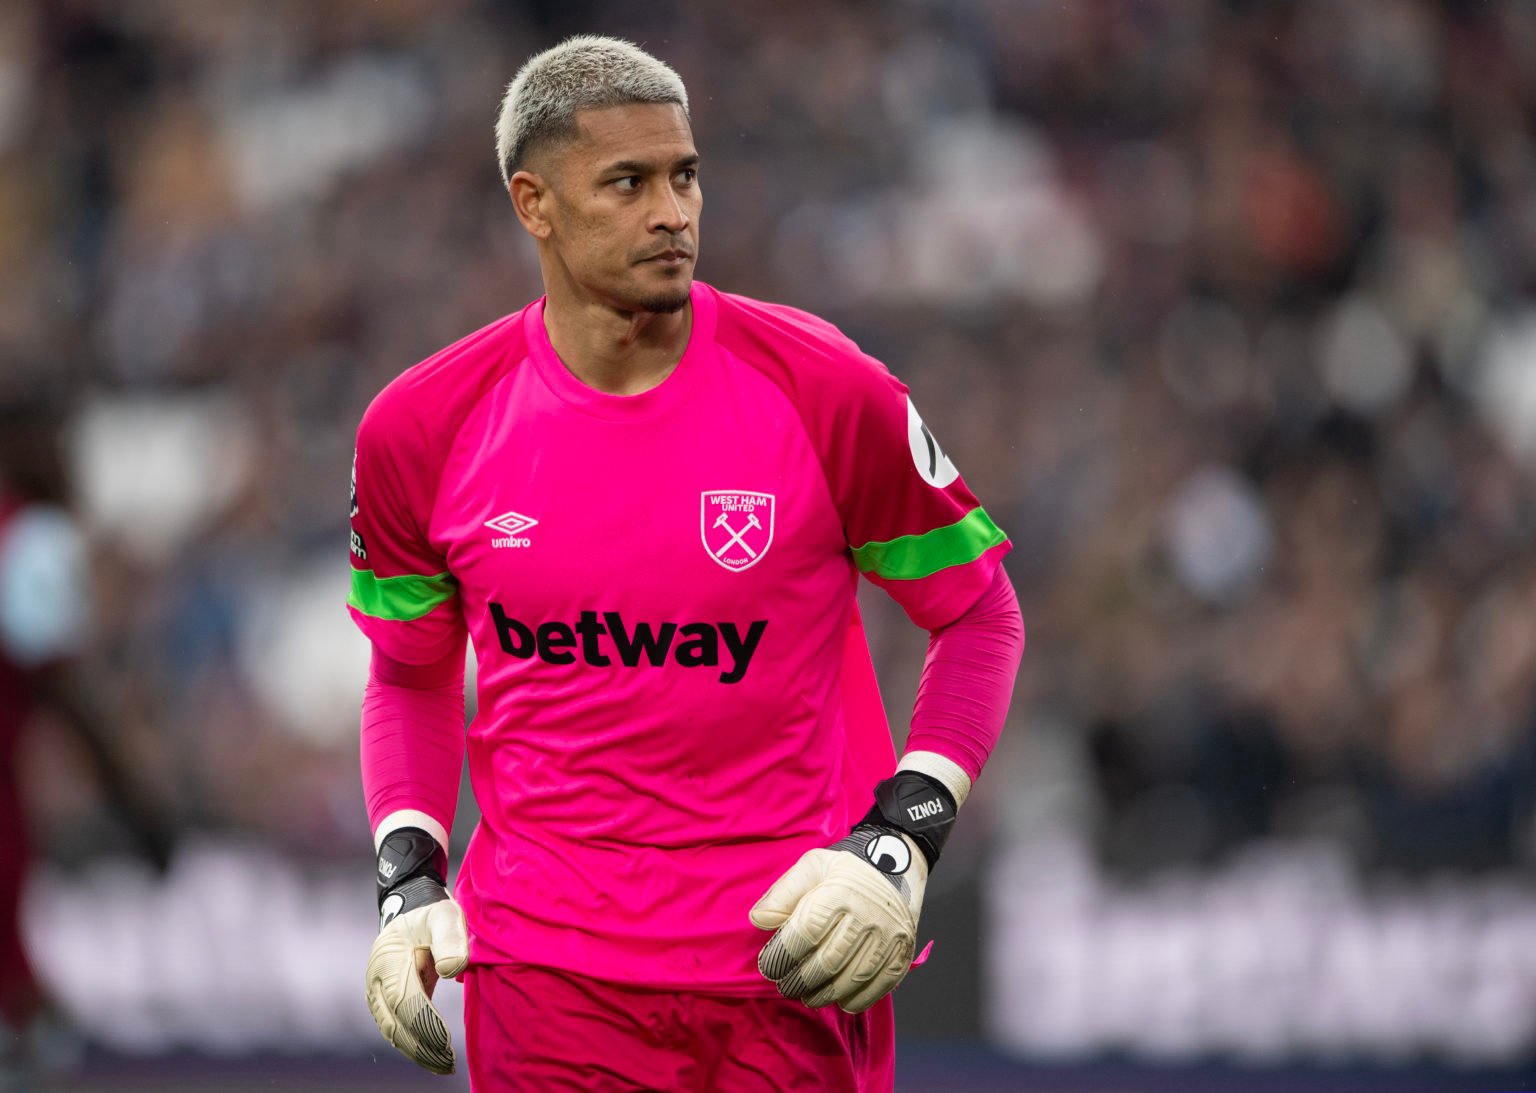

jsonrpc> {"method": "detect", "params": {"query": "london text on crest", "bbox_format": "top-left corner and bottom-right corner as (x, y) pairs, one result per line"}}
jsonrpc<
(700, 491), (775, 572)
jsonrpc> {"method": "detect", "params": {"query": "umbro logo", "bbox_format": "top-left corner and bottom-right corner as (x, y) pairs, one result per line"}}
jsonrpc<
(487, 510), (538, 549)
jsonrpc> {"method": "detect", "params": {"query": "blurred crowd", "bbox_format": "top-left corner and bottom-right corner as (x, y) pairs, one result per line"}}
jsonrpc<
(3, 0), (1536, 876)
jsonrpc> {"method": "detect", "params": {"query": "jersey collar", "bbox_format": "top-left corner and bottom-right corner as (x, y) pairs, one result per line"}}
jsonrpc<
(525, 282), (718, 422)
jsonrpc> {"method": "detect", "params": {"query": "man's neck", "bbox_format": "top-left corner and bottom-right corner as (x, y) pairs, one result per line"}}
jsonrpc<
(541, 286), (692, 396)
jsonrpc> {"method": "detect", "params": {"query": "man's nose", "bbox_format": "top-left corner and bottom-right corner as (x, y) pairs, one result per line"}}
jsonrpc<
(649, 186), (690, 234)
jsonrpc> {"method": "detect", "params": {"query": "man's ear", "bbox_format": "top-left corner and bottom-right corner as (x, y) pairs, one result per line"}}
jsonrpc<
(509, 170), (552, 239)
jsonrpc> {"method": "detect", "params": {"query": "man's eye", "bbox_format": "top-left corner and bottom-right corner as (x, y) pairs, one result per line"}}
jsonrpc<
(676, 168), (697, 185)
(615, 176), (640, 192)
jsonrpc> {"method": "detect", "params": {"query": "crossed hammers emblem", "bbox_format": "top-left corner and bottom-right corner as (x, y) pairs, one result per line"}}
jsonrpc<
(712, 511), (762, 560)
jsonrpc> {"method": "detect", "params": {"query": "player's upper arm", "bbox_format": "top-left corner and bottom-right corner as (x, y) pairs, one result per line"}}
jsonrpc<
(830, 361), (1010, 630)
(717, 291), (1012, 630)
(346, 394), (465, 665)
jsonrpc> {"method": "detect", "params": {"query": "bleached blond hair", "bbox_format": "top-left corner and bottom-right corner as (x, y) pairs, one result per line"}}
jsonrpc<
(495, 35), (689, 183)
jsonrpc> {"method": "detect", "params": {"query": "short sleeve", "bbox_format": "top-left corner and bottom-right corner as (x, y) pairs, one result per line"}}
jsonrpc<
(346, 399), (465, 664)
(713, 289), (1011, 631)
(830, 364), (1010, 630)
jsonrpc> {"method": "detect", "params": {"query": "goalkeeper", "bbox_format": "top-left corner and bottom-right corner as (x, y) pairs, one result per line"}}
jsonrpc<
(350, 35), (1024, 1090)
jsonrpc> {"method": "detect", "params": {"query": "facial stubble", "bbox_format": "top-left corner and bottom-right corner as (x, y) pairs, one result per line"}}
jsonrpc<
(634, 288), (690, 314)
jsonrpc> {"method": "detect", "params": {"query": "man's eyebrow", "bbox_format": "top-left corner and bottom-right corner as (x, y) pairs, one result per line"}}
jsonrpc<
(601, 153), (701, 175)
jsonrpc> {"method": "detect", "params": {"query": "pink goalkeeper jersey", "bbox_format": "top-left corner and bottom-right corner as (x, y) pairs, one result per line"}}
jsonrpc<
(348, 282), (1009, 993)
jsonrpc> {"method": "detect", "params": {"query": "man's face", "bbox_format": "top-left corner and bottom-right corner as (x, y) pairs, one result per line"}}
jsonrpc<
(531, 102), (701, 313)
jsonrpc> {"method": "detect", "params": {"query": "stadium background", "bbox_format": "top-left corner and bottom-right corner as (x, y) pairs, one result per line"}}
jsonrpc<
(4, 0), (1536, 1089)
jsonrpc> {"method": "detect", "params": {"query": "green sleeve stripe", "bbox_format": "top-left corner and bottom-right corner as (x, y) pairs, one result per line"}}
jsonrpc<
(851, 507), (1007, 581)
(348, 568), (457, 621)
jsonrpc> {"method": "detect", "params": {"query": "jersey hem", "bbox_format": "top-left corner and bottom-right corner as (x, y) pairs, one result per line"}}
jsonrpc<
(461, 955), (790, 999)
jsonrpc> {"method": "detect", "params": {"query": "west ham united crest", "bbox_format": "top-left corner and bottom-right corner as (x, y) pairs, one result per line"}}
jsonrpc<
(701, 491), (775, 572)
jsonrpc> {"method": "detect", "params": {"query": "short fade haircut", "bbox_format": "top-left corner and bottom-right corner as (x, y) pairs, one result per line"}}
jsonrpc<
(495, 35), (690, 183)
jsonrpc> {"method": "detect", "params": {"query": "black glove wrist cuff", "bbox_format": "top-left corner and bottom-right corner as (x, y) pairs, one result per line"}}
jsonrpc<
(858, 771), (958, 870)
(376, 826), (448, 909)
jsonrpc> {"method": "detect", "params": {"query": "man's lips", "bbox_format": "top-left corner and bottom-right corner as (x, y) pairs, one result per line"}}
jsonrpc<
(640, 249), (693, 264)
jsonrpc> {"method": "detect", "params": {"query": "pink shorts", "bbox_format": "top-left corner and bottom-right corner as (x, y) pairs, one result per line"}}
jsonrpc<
(463, 963), (895, 1092)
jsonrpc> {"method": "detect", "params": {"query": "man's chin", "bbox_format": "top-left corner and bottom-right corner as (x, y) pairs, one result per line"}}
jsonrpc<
(631, 277), (692, 314)
(596, 268), (693, 315)
(638, 291), (690, 314)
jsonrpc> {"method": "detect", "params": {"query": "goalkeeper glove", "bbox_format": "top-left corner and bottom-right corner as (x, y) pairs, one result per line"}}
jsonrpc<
(364, 827), (468, 1075)
(750, 770), (957, 1013)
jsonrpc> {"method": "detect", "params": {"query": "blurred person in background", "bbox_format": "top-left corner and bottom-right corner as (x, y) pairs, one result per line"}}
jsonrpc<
(0, 395), (171, 1087)
(351, 34), (1022, 1090)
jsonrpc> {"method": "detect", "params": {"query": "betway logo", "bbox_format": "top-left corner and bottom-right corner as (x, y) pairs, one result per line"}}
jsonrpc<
(489, 604), (767, 684)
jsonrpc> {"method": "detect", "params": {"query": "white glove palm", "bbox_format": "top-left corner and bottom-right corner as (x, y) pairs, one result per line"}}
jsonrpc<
(750, 826), (927, 1013)
(364, 885), (469, 1075)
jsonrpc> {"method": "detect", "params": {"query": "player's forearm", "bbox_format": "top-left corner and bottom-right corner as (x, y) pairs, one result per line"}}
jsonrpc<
(902, 565), (1024, 797)
(361, 640), (468, 852)
(752, 574), (1024, 1009)
(364, 643), (471, 1075)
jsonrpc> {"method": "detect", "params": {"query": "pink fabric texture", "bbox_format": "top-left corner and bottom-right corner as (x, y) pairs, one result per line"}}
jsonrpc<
(837, 605), (898, 814)
(360, 640), (465, 836)
(905, 565), (1025, 782)
(464, 962), (895, 1093)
